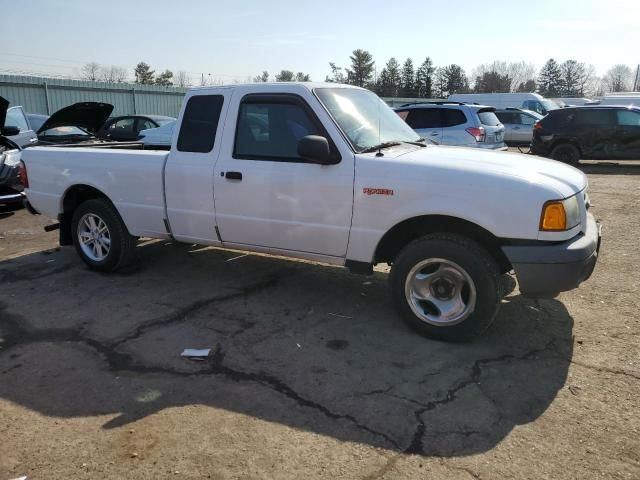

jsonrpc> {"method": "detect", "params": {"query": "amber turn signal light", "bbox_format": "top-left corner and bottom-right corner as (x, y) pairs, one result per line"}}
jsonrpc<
(540, 201), (567, 231)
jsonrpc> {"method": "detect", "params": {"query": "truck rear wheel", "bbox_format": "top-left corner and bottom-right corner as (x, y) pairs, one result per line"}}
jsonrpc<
(71, 198), (136, 271)
(390, 233), (501, 342)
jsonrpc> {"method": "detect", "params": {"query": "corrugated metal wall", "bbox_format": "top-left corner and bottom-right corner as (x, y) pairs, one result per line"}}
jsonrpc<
(0, 74), (188, 117)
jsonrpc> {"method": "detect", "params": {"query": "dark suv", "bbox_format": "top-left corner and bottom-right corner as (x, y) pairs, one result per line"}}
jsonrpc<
(531, 106), (640, 164)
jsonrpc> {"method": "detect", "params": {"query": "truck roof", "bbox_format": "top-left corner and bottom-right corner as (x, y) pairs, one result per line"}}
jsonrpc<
(187, 82), (362, 94)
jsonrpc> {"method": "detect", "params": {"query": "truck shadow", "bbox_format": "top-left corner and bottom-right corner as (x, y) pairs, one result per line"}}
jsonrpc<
(0, 241), (574, 457)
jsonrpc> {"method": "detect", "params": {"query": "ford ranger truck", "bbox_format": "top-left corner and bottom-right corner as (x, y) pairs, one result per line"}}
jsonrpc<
(20, 83), (601, 342)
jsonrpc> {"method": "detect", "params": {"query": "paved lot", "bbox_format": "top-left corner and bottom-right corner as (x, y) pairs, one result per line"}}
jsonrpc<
(0, 161), (639, 479)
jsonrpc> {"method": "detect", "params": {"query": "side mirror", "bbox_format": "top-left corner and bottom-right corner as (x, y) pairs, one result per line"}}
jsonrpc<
(1, 126), (20, 136)
(298, 135), (333, 164)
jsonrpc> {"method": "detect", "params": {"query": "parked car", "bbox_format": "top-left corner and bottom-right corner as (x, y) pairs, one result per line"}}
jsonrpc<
(531, 105), (640, 164)
(21, 83), (600, 342)
(494, 108), (543, 146)
(0, 97), (25, 206)
(97, 115), (176, 142)
(395, 102), (506, 150)
(138, 120), (176, 149)
(25, 113), (49, 132)
(448, 93), (560, 116)
(4, 104), (38, 148)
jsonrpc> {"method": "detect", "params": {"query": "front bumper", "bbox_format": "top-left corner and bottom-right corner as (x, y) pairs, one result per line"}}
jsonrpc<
(501, 212), (601, 298)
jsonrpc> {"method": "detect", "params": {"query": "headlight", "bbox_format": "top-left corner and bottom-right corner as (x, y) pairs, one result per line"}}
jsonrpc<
(540, 194), (581, 231)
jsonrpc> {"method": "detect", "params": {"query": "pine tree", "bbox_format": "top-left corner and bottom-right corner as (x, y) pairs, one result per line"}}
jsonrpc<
(415, 57), (435, 98)
(401, 58), (415, 97)
(134, 62), (155, 84)
(537, 59), (562, 96)
(346, 49), (375, 87)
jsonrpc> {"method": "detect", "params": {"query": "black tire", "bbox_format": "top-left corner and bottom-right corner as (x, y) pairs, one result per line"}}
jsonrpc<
(71, 198), (136, 271)
(390, 233), (501, 342)
(551, 143), (580, 166)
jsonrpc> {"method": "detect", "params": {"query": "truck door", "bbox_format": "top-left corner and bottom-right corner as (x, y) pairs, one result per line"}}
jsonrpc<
(164, 92), (230, 243)
(213, 93), (354, 257)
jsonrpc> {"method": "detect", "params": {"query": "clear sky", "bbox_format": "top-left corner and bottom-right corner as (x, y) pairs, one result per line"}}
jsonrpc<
(2, 0), (638, 83)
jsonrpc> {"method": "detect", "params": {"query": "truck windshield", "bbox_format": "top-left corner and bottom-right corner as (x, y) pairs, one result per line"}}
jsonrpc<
(315, 88), (422, 153)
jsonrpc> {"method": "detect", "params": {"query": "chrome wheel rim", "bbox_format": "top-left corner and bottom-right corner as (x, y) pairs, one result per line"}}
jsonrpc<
(77, 213), (111, 262)
(404, 258), (477, 326)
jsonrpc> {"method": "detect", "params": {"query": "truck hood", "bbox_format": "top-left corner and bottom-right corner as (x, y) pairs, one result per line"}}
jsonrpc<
(37, 102), (114, 134)
(395, 145), (586, 198)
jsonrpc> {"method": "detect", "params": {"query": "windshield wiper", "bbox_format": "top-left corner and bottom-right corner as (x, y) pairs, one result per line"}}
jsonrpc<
(360, 141), (401, 154)
(401, 139), (427, 147)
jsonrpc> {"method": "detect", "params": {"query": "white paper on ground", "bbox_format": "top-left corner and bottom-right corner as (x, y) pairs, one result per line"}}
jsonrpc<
(181, 348), (211, 357)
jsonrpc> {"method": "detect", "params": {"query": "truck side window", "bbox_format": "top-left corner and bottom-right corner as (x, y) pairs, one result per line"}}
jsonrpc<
(177, 95), (224, 153)
(234, 99), (321, 161)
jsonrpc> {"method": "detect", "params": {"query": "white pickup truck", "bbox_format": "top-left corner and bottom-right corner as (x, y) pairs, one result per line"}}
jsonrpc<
(20, 83), (601, 341)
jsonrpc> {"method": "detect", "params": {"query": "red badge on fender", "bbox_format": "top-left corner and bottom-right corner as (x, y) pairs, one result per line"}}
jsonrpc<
(363, 188), (394, 196)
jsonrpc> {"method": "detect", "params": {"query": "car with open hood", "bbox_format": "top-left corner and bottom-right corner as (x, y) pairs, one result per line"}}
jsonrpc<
(0, 96), (25, 206)
(36, 102), (115, 146)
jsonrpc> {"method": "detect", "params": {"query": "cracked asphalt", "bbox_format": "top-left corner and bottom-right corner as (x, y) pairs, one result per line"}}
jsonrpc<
(1, 161), (639, 479)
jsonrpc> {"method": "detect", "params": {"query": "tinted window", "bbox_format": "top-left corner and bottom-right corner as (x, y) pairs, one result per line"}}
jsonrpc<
(6, 108), (30, 131)
(477, 110), (501, 126)
(443, 109), (467, 127)
(234, 100), (320, 160)
(616, 110), (640, 126)
(541, 110), (572, 128)
(576, 109), (614, 126)
(177, 95), (224, 153)
(405, 108), (443, 129)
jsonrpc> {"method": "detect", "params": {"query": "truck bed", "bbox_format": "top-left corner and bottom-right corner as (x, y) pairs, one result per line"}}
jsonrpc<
(22, 146), (170, 238)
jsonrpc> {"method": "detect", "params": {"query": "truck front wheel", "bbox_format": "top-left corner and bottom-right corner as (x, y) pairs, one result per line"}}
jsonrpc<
(71, 199), (136, 271)
(390, 233), (501, 342)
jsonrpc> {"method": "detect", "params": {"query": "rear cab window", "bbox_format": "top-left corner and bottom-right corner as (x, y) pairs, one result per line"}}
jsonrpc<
(177, 95), (224, 153)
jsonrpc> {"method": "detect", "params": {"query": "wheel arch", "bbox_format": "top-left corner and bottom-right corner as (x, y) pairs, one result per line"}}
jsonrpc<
(59, 184), (116, 245)
(374, 214), (511, 273)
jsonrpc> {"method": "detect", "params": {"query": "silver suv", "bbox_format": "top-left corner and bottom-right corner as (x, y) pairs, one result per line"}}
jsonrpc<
(395, 102), (506, 150)
(494, 108), (543, 146)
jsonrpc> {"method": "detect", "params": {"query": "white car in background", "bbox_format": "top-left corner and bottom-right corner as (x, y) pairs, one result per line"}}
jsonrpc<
(138, 120), (176, 149)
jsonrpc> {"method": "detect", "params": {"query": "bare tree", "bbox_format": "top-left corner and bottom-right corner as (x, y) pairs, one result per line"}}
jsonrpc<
(603, 64), (633, 92)
(81, 62), (101, 81)
(100, 65), (128, 83)
(472, 61), (536, 92)
(175, 71), (191, 87)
